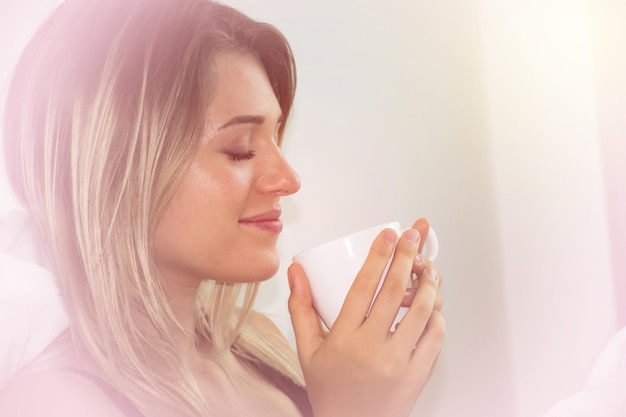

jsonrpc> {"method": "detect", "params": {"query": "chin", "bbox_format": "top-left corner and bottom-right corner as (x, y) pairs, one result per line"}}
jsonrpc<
(256, 262), (281, 282)
(247, 250), (280, 282)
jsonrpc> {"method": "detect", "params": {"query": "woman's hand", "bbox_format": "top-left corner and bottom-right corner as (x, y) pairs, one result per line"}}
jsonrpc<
(402, 219), (444, 311)
(287, 219), (445, 417)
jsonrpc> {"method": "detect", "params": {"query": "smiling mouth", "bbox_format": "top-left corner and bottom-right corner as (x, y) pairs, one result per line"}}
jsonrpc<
(239, 219), (283, 233)
(239, 209), (283, 233)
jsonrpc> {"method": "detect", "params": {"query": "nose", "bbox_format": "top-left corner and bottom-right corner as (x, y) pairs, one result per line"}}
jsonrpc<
(257, 145), (301, 196)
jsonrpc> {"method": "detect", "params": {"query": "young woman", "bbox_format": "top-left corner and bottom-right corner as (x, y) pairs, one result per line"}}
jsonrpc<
(0, 0), (445, 416)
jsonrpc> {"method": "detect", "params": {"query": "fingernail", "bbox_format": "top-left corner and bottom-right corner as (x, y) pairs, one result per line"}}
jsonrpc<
(414, 254), (423, 265)
(426, 267), (438, 282)
(383, 229), (397, 244)
(403, 228), (420, 243)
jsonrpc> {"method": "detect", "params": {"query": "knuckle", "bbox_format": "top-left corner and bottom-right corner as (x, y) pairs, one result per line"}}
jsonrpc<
(412, 286), (437, 314)
(412, 302), (433, 319)
(435, 293), (444, 310)
(287, 295), (298, 315)
(429, 312), (446, 339)
(419, 271), (439, 290)
(287, 294), (296, 314)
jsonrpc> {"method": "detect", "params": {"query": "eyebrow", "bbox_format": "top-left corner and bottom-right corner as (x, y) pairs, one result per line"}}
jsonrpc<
(217, 114), (283, 131)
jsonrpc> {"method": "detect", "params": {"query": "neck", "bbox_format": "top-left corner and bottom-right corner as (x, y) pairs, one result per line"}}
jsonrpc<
(158, 276), (201, 362)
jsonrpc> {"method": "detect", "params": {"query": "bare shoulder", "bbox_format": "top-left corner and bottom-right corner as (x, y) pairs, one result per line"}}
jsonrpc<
(0, 369), (128, 417)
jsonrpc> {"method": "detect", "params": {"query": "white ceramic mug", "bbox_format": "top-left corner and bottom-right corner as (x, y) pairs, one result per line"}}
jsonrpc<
(292, 222), (439, 330)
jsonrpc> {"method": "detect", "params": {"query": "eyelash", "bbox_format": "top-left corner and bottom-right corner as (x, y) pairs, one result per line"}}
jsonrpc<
(227, 150), (256, 161)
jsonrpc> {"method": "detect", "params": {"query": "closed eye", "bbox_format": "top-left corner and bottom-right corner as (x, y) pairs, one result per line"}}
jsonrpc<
(226, 150), (256, 161)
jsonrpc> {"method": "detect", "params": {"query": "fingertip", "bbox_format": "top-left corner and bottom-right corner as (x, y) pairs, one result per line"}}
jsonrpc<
(287, 265), (303, 315)
(425, 267), (439, 283)
(412, 218), (430, 252)
(401, 228), (420, 244)
(416, 217), (430, 229)
(287, 263), (312, 301)
(381, 228), (398, 244)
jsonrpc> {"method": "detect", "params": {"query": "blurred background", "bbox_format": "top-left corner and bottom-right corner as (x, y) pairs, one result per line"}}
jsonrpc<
(1, 0), (625, 416)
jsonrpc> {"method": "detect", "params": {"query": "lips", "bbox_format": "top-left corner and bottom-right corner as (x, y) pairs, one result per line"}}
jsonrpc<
(239, 208), (283, 233)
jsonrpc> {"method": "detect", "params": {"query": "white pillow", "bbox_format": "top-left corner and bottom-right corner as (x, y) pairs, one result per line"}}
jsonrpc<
(0, 210), (68, 389)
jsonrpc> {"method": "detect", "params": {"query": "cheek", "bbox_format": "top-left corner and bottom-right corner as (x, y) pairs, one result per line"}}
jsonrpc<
(184, 163), (254, 219)
(185, 155), (255, 198)
(153, 161), (255, 264)
(161, 167), (232, 236)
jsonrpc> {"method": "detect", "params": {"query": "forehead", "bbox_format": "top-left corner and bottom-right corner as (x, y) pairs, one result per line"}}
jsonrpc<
(208, 51), (281, 123)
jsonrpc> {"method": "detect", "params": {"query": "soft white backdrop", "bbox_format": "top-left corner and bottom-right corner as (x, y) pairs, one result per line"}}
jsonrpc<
(1, 1), (625, 416)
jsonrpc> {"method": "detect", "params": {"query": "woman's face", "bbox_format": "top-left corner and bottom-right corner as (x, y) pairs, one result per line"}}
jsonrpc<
(154, 51), (300, 288)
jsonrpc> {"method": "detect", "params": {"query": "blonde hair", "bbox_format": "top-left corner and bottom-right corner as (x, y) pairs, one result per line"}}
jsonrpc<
(3, 0), (301, 414)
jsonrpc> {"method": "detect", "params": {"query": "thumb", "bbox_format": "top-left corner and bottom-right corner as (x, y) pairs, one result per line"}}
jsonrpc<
(287, 263), (325, 363)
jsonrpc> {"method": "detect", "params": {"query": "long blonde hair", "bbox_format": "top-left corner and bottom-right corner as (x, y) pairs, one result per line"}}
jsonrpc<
(3, 0), (301, 414)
